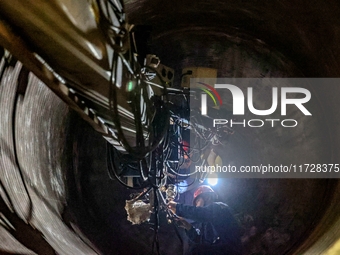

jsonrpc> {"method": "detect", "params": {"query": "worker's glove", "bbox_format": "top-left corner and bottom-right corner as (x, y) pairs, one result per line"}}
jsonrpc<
(167, 201), (177, 214)
(174, 216), (192, 230)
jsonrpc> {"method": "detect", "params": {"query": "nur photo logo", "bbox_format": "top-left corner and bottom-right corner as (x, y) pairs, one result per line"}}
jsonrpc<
(196, 79), (312, 128)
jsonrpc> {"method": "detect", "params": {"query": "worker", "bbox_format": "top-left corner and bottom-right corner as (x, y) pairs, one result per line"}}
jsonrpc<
(168, 185), (242, 255)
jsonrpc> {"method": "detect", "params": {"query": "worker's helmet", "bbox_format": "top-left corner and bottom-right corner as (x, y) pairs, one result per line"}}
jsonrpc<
(182, 140), (190, 153)
(193, 185), (217, 205)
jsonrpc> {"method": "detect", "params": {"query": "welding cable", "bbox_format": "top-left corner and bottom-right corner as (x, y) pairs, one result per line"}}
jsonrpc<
(101, 1), (191, 185)
(108, 51), (169, 159)
(165, 161), (199, 177)
(151, 187), (161, 255)
(97, 0), (128, 53)
(165, 173), (198, 189)
(106, 142), (150, 189)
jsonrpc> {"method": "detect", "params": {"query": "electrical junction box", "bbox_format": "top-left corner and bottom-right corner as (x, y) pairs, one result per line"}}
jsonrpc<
(144, 54), (174, 87)
(181, 67), (217, 88)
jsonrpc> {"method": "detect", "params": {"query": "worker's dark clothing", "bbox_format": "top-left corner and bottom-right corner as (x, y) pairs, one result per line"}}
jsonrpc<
(176, 202), (242, 255)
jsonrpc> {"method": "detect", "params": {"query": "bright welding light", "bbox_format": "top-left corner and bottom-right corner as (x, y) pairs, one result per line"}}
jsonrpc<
(177, 180), (189, 193)
(207, 172), (218, 186)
